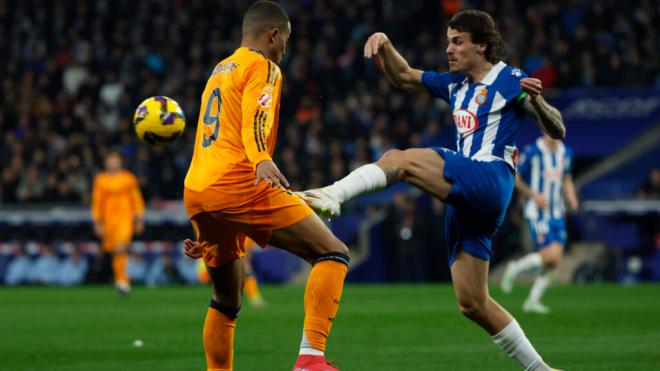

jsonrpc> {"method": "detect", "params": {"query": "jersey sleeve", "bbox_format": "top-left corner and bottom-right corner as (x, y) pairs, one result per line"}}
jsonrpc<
(501, 67), (529, 107)
(563, 146), (573, 175)
(241, 59), (280, 170)
(129, 174), (145, 217)
(421, 71), (455, 102)
(91, 175), (104, 223)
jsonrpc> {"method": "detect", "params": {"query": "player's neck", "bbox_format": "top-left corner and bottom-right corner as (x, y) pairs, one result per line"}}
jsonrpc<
(465, 61), (494, 83)
(240, 38), (268, 59)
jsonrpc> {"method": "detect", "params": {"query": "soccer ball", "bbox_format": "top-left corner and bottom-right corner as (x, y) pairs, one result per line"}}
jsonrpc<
(133, 96), (186, 146)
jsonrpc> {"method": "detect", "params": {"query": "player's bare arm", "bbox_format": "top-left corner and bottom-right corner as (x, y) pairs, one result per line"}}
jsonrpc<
(255, 159), (289, 188)
(521, 77), (566, 139)
(563, 174), (579, 211)
(515, 173), (547, 209)
(364, 32), (425, 92)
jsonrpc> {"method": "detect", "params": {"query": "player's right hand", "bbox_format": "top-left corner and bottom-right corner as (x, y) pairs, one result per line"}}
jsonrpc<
(255, 160), (290, 189)
(93, 222), (103, 238)
(183, 239), (203, 259)
(364, 32), (390, 58)
(532, 193), (547, 209)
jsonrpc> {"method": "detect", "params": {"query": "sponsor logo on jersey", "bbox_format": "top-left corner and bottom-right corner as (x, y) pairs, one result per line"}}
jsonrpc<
(453, 109), (479, 135)
(257, 92), (272, 108)
(475, 88), (488, 105)
(212, 62), (238, 75)
(511, 67), (523, 77)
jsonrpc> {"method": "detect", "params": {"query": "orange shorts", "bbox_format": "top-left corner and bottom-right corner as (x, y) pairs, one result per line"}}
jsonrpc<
(184, 185), (313, 268)
(101, 222), (133, 252)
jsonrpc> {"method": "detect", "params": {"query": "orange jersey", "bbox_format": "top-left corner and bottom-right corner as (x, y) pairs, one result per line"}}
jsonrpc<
(184, 47), (282, 208)
(91, 170), (145, 226)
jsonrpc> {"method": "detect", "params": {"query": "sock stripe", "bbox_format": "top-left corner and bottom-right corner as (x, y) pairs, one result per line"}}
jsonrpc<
(209, 299), (240, 319)
(313, 252), (350, 267)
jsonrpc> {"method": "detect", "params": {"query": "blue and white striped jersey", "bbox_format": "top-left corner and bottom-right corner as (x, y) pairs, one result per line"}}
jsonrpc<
(421, 61), (528, 169)
(518, 137), (573, 221)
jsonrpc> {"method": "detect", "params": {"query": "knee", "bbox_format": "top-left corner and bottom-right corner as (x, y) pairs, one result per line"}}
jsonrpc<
(543, 256), (561, 270)
(378, 149), (404, 169)
(457, 297), (488, 320)
(542, 250), (562, 269)
(213, 291), (242, 311)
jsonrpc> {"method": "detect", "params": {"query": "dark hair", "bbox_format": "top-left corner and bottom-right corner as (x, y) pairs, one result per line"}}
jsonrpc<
(242, 1), (290, 36)
(447, 10), (505, 64)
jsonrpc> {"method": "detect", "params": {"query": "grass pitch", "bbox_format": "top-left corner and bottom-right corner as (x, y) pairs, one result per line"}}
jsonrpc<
(1, 284), (659, 370)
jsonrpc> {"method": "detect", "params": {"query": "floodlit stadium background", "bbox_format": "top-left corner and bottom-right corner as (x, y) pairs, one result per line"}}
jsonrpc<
(1, 0), (657, 285)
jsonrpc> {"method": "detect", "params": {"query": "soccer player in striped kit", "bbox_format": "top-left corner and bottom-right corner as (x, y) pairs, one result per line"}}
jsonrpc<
(501, 134), (579, 314)
(299, 10), (565, 370)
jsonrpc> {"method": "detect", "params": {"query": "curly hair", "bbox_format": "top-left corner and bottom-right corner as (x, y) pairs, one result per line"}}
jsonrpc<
(447, 10), (506, 64)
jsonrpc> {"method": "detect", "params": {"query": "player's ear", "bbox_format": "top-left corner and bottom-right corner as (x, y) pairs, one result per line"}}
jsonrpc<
(475, 42), (487, 55)
(268, 27), (280, 45)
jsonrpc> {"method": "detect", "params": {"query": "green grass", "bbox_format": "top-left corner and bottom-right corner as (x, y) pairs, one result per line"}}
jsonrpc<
(1, 284), (659, 370)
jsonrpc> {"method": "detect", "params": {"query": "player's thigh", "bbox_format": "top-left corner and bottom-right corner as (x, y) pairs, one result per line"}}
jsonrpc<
(379, 148), (451, 201)
(539, 242), (563, 267)
(207, 257), (245, 308)
(191, 212), (247, 269)
(450, 251), (490, 306)
(270, 213), (348, 264)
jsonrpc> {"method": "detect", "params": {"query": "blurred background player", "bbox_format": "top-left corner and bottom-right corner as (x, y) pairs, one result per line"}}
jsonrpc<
(182, 2), (349, 370)
(244, 237), (266, 307)
(501, 134), (579, 314)
(299, 10), (565, 371)
(91, 150), (145, 295)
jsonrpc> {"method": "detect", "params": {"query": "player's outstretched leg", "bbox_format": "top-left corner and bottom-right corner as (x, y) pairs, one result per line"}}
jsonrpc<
(270, 214), (349, 371)
(204, 258), (244, 371)
(500, 251), (543, 294)
(452, 251), (559, 370)
(297, 148), (451, 217)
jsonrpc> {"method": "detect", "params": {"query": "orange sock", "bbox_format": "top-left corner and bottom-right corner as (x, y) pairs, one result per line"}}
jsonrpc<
(303, 260), (348, 352)
(112, 253), (129, 285)
(203, 304), (237, 371)
(244, 274), (261, 301)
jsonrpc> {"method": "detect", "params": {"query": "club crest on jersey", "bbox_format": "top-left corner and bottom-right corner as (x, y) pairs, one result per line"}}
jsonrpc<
(257, 92), (272, 108)
(453, 109), (479, 135)
(474, 88), (488, 105)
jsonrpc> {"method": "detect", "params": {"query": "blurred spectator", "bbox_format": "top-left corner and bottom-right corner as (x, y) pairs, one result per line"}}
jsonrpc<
(29, 244), (60, 285)
(5, 247), (32, 286)
(146, 254), (184, 287)
(177, 254), (201, 285)
(0, 0), (657, 205)
(57, 248), (89, 286)
(636, 168), (660, 199)
(127, 251), (148, 285)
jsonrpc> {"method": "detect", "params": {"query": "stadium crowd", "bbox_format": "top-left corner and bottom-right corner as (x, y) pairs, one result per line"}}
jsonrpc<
(1, 0), (658, 205)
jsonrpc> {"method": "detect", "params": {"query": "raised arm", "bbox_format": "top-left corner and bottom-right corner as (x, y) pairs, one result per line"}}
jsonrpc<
(520, 78), (566, 139)
(364, 32), (425, 92)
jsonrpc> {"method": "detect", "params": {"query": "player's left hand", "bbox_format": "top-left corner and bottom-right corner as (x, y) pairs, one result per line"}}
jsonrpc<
(520, 78), (542, 100)
(183, 239), (203, 259)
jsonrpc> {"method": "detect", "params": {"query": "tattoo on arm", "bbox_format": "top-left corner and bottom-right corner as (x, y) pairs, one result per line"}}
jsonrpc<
(523, 96), (566, 139)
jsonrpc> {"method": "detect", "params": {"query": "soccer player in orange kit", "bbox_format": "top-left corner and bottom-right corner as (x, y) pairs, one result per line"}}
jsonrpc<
(91, 150), (145, 295)
(182, 2), (349, 370)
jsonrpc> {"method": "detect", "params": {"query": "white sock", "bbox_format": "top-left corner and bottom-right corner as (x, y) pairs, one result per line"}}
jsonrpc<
(299, 330), (324, 356)
(528, 272), (550, 303)
(492, 319), (549, 371)
(324, 163), (387, 202)
(512, 252), (543, 277)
